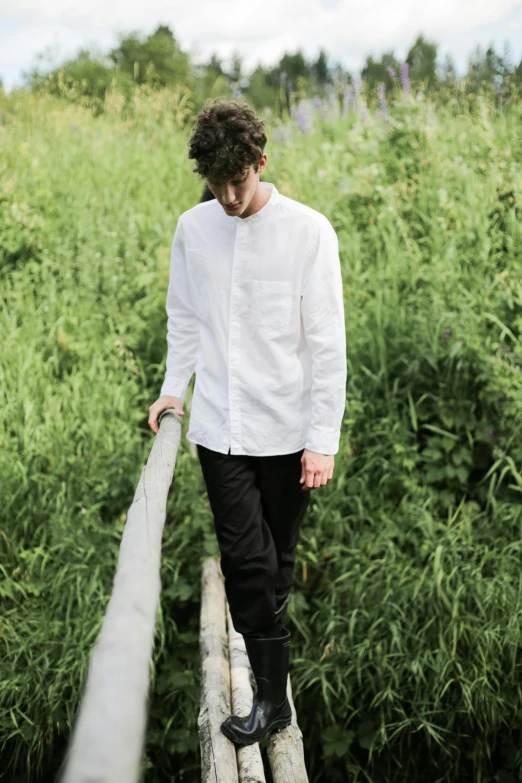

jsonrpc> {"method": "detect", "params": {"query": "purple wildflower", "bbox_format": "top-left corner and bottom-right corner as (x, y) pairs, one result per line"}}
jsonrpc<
(400, 62), (410, 94)
(444, 328), (452, 340)
(320, 90), (335, 120)
(351, 75), (362, 102)
(342, 84), (355, 116)
(377, 82), (388, 120)
(386, 66), (397, 80)
(295, 99), (312, 133)
(351, 76), (369, 121)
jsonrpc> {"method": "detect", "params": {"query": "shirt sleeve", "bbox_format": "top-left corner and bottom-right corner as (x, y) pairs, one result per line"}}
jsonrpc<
(159, 217), (200, 402)
(300, 219), (347, 456)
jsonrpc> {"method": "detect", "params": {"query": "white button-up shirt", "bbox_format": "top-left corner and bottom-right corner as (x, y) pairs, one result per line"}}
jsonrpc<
(160, 181), (347, 456)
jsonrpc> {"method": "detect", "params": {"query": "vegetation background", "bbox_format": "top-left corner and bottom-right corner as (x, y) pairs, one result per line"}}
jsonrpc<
(1, 25), (522, 783)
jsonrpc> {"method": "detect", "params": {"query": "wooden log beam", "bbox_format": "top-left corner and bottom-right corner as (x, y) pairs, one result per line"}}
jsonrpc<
(225, 601), (266, 783)
(223, 578), (309, 783)
(266, 674), (309, 783)
(198, 557), (239, 783)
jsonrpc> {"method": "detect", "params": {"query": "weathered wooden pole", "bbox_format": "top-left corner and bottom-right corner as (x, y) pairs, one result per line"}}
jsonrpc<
(56, 408), (183, 783)
(266, 676), (309, 783)
(224, 576), (309, 783)
(225, 601), (266, 783)
(198, 557), (239, 783)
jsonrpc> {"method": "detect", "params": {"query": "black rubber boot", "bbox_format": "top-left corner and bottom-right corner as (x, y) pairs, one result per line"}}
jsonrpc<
(221, 626), (292, 746)
(248, 592), (290, 692)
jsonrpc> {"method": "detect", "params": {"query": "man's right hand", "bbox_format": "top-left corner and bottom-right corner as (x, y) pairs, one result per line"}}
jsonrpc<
(148, 395), (184, 434)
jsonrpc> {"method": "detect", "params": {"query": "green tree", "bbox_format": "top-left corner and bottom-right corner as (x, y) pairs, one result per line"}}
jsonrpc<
(312, 49), (330, 86)
(361, 50), (400, 90)
(439, 53), (457, 84)
(465, 43), (508, 91)
(406, 34), (439, 88)
(109, 24), (191, 87)
(227, 51), (243, 84)
(244, 64), (278, 111)
(269, 50), (311, 89)
(24, 47), (133, 107)
(515, 58), (522, 86)
(226, 52), (245, 98)
(207, 53), (224, 76)
(500, 41), (514, 76)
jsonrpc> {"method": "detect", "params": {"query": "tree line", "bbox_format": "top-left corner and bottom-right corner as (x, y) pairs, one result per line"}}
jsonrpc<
(20, 24), (522, 116)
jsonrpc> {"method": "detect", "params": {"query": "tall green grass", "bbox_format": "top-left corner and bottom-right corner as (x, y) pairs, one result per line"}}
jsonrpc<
(1, 86), (521, 783)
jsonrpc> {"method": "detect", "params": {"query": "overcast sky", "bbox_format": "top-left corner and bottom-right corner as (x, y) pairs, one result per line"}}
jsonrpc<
(1, 0), (521, 91)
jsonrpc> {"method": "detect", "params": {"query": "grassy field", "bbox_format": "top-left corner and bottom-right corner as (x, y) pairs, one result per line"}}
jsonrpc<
(1, 85), (522, 783)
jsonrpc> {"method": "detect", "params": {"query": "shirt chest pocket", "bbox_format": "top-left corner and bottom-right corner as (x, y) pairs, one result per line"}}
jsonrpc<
(250, 279), (294, 329)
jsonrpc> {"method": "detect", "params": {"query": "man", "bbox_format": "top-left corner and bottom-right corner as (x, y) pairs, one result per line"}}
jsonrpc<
(148, 98), (347, 746)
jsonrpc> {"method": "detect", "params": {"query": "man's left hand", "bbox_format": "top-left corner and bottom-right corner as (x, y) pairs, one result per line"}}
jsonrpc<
(299, 449), (334, 490)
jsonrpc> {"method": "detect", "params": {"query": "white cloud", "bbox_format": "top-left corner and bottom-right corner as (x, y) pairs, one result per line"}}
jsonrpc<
(1, 0), (521, 90)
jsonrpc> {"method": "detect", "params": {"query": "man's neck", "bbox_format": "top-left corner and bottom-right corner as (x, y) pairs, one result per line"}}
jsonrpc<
(239, 183), (271, 219)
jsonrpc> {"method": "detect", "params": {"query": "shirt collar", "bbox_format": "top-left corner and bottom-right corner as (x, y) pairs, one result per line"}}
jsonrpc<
(229, 181), (280, 225)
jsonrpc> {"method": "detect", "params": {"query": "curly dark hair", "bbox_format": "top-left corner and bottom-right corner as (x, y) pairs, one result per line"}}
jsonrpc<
(188, 98), (267, 185)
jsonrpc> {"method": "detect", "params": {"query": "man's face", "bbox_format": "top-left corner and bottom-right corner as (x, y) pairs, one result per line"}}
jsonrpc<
(206, 156), (267, 217)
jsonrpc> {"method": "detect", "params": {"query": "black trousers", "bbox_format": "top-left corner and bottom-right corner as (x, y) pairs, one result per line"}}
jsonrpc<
(197, 444), (311, 638)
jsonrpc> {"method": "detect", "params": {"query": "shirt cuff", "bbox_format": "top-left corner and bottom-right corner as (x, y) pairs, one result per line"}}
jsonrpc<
(160, 376), (190, 402)
(304, 425), (340, 456)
